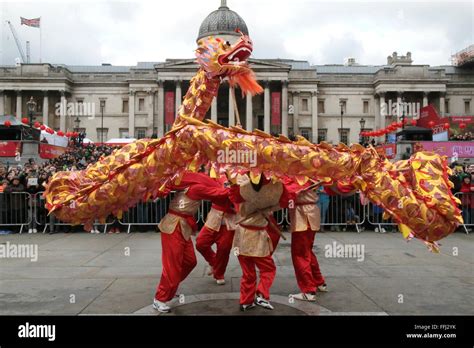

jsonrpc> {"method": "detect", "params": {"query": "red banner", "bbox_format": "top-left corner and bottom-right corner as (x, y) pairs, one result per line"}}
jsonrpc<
(165, 92), (175, 125)
(0, 141), (21, 157)
(450, 116), (474, 124)
(39, 143), (68, 159)
(271, 92), (281, 126)
(417, 105), (450, 134)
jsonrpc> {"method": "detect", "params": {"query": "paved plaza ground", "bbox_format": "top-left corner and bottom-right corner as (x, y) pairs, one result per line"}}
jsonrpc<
(0, 230), (472, 316)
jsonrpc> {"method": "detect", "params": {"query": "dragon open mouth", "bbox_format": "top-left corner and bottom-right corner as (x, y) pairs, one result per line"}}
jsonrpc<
(218, 41), (253, 66)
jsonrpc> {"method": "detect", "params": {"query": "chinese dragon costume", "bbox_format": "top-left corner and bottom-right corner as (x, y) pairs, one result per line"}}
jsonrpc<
(44, 30), (462, 252)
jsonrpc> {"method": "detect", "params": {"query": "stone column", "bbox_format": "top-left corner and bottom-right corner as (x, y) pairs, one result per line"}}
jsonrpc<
(264, 82), (270, 133)
(423, 92), (429, 107)
(245, 92), (253, 131)
(175, 80), (182, 117)
(378, 92), (386, 143)
(440, 92), (446, 116)
(379, 92), (386, 129)
(42, 91), (49, 123)
(0, 90), (4, 116)
(311, 90), (318, 143)
(157, 81), (164, 137)
(147, 89), (155, 136)
(374, 94), (380, 131)
(292, 91), (299, 135)
(60, 90), (67, 131)
(129, 90), (136, 137)
(228, 85), (235, 126)
(16, 90), (22, 119)
(211, 96), (218, 123)
(397, 91), (403, 120)
(281, 81), (289, 137)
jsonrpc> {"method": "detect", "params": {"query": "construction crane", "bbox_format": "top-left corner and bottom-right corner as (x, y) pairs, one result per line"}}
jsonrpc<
(6, 20), (27, 63)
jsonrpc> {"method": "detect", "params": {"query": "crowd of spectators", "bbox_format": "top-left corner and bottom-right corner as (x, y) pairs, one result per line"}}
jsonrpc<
(0, 144), (121, 234)
(449, 131), (474, 141)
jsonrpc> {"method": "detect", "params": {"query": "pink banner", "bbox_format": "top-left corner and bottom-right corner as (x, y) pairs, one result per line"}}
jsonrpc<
(271, 92), (281, 126)
(414, 141), (474, 158)
(165, 91), (175, 125)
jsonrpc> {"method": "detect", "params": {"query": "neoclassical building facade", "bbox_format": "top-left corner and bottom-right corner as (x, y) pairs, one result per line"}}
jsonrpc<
(0, 1), (473, 144)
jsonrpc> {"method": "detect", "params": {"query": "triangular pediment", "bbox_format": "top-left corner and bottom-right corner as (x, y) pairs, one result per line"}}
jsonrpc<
(154, 58), (292, 71)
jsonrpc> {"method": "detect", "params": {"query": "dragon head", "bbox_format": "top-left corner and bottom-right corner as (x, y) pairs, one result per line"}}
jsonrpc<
(196, 30), (263, 96)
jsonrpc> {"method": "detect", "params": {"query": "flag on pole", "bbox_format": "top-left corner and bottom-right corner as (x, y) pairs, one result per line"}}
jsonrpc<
(20, 17), (41, 28)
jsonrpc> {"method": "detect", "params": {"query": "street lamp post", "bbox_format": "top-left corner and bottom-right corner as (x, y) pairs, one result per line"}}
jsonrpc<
(73, 116), (81, 146)
(339, 101), (345, 144)
(359, 117), (366, 144)
(26, 96), (36, 127)
(100, 100), (105, 144)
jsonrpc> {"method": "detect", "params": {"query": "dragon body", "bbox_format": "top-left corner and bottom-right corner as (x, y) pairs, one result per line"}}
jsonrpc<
(45, 32), (462, 251)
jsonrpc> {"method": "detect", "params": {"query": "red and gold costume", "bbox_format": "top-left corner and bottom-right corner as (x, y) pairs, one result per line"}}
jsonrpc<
(154, 173), (229, 303)
(196, 176), (237, 281)
(229, 174), (290, 306)
(286, 180), (326, 294)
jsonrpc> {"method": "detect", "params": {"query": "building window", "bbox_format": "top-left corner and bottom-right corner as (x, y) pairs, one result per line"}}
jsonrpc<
(363, 100), (369, 114)
(122, 100), (129, 113)
(465, 100), (471, 115)
(339, 100), (347, 114)
(318, 129), (327, 143)
(318, 100), (325, 113)
(97, 128), (108, 142)
(119, 128), (129, 138)
(138, 98), (145, 112)
(300, 128), (311, 141)
(339, 129), (349, 144)
(301, 98), (309, 112)
(135, 128), (147, 139)
(445, 99), (450, 114)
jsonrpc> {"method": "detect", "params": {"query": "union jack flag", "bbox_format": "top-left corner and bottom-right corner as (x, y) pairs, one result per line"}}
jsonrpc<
(20, 17), (41, 28)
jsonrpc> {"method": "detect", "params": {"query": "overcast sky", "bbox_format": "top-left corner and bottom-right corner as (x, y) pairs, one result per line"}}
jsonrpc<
(0, 0), (472, 67)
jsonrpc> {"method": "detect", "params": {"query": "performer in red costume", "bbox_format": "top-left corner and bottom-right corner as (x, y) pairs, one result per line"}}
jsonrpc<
(153, 172), (230, 313)
(229, 173), (293, 311)
(196, 176), (237, 285)
(284, 179), (328, 302)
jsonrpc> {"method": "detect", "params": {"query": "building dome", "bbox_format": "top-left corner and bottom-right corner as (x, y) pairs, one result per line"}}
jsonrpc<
(197, 0), (249, 42)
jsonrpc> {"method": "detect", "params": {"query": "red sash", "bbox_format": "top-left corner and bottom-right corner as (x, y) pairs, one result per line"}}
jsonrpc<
(168, 209), (198, 232)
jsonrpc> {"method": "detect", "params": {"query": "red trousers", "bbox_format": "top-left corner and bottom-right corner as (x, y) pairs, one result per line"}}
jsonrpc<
(291, 229), (325, 293)
(196, 225), (234, 280)
(155, 225), (197, 302)
(237, 227), (280, 305)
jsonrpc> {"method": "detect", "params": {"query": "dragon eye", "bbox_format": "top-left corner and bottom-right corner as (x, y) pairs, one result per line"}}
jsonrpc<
(225, 41), (231, 46)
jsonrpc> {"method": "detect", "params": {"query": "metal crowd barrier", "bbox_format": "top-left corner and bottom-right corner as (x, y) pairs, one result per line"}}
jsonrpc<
(3, 191), (471, 235)
(454, 192), (472, 234)
(366, 202), (397, 233)
(292, 193), (366, 233)
(35, 192), (115, 234)
(0, 192), (32, 234)
(118, 192), (175, 233)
